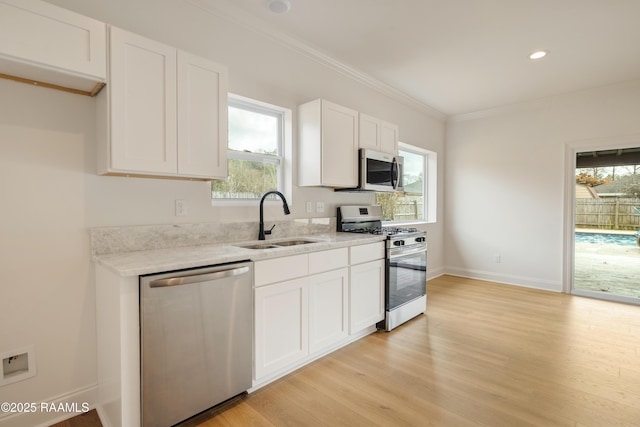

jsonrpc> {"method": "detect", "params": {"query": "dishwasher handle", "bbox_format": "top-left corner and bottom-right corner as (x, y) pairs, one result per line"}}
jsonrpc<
(149, 265), (250, 288)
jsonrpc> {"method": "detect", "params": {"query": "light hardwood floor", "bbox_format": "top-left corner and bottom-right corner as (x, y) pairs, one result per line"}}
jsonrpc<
(188, 275), (640, 427)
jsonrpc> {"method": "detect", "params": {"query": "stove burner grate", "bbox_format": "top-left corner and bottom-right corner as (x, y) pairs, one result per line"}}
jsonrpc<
(382, 226), (419, 235)
(353, 226), (420, 236)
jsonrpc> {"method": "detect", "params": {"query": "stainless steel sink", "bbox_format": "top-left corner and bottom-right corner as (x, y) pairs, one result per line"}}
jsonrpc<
(238, 244), (280, 250)
(273, 240), (315, 246)
(236, 239), (317, 250)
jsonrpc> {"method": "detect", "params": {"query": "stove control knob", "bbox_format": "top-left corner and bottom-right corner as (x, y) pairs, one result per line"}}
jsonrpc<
(394, 240), (405, 246)
(416, 237), (426, 243)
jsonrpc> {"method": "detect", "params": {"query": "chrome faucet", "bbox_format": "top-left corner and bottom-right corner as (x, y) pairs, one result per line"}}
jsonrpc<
(259, 190), (290, 240)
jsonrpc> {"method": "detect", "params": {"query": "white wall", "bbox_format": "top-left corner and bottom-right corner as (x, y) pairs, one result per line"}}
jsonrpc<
(0, 80), (97, 426)
(0, 0), (444, 424)
(445, 79), (640, 291)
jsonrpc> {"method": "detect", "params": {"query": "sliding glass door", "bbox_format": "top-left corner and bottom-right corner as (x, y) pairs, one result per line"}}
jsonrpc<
(572, 148), (640, 303)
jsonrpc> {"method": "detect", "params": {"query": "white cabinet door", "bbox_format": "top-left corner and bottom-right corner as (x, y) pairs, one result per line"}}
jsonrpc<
(177, 51), (228, 179)
(358, 113), (381, 150)
(254, 277), (309, 380)
(0, 0), (106, 91)
(380, 120), (399, 154)
(298, 99), (358, 187)
(358, 113), (398, 155)
(308, 268), (349, 354)
(103, 28), (229, 179)
(321, 100), (358, 187)
(349, 259), (385, 334)
(109, 27), (178, 175)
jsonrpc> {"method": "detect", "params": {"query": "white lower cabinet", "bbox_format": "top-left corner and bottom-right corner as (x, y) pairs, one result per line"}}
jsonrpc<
(254, 277), (308, 380)
(349, 241), (386, 334)
(253, 243), (385, 384)
(253, 248), (351, 382)
(349, 259), (385, 334)
(308, 268), (349, 353)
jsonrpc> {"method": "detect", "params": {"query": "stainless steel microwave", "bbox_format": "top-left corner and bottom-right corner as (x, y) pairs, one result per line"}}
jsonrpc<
(360, 149), (403, 192)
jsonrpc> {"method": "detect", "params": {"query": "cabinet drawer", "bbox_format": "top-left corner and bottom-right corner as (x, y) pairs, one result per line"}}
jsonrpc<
(254, 254), (309, 287)
(309, 247), (348, 275)
(350, 242), (385, 265)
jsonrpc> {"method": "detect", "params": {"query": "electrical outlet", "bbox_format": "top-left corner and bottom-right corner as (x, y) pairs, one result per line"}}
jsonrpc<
(494, 255), (501, 263)
(175, 199), (187, 217)
(306, 201), (314, 213)
(316, 201), (325, 213)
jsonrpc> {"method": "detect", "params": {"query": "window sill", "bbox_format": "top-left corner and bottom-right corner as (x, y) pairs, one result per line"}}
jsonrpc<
(211, 198), (292, 207)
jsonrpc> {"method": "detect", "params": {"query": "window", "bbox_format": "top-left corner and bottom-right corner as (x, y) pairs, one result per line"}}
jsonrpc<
(375, 143), (437, 223)
(212, 95), (292, 202)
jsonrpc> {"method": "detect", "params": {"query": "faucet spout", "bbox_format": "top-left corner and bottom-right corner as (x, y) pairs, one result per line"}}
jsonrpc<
(259, 190), (290, 240)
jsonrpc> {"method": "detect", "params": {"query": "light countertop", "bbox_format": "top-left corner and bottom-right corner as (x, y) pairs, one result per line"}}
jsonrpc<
(93, 232), (385, 277)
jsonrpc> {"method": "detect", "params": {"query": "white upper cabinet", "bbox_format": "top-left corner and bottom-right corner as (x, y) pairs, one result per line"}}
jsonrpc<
(107, 28), (178, 175)
(380, 120), (399, 154)
(0, 0), (106, 94)
(298, 99), (359, 188)
(177, 51), (228, 178)
(99, 27), (228, 180)
(359, 113), (399, 154)
(358, 113), (382, 151)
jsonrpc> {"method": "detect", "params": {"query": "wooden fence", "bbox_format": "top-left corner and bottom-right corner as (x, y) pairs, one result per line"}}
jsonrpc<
(575, 198), (640, 230)
(392, 200), (423, 221)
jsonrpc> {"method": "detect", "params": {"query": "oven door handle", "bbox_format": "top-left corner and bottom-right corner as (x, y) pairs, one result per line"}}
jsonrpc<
(389, 246), (427, 259)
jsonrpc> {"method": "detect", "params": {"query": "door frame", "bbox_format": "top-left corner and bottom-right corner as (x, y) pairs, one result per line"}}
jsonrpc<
(563, 133), (640, 300)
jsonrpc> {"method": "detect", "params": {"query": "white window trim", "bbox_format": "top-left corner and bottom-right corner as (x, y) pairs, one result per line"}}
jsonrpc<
(212, 93), (293, 206)
(383, 142), (437, 225)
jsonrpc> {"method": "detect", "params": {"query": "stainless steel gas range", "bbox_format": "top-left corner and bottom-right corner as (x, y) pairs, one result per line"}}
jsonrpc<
(338, 205), (427, 331)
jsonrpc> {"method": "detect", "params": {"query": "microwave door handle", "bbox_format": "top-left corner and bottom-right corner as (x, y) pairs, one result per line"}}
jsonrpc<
(391, 158), (398, 189)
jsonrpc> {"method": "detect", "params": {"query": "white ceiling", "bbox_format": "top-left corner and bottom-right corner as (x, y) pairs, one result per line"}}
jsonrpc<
(191, 0), (640, 116)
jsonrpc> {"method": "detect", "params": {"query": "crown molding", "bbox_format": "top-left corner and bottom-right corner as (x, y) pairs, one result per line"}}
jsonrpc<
(448, 77), (640, 124)
(446, 100), (543, 123)
(186, 0), (446, 121)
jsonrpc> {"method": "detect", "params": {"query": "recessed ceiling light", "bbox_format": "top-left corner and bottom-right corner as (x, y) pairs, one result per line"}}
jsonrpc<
(267, 0), (291, 14)
(529, 50), (548, 60)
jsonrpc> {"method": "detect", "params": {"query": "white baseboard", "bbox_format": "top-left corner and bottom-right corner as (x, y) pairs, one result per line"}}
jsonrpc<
(0, 383), (98, 427)
(427, 266), (446, 281)
(95, 405), (112, 427)
(444, 267), (562, 292)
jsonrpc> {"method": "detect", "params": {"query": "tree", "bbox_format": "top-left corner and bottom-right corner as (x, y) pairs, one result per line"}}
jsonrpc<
(576, 172), (608, 187)
(618, 175), (640, 197)
(212, 159), (277, 198)
(375, 192), (400, 221)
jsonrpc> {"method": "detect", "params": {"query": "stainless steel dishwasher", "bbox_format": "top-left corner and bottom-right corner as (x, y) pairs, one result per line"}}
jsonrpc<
(140, 261), (253, 427)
